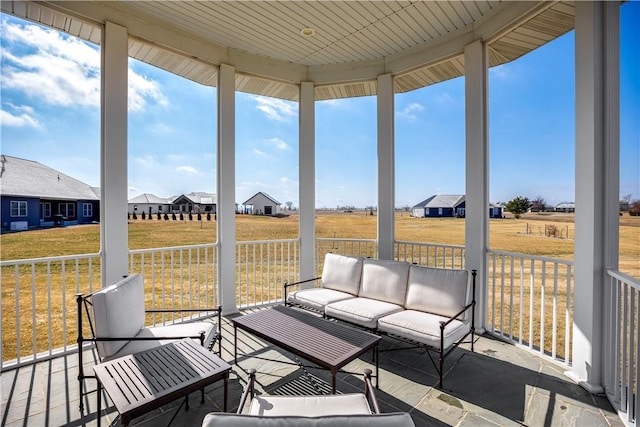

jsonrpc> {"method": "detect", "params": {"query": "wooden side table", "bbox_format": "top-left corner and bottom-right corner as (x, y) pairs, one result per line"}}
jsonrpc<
(93, 338), (231, 426)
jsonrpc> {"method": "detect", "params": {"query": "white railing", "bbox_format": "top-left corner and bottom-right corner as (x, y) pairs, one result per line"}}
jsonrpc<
(395, 241), (465, 269)
(128, 243), (219, 324)
(0, 253), (102, 370)
(316, 238), (377, 262)
(236, 239), (299, 308)
(486, 250), (574, 366)
(604, 269), (639, 426)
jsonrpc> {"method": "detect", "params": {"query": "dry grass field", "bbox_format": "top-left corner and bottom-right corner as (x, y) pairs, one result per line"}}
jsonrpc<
(1, 211), (638, 362)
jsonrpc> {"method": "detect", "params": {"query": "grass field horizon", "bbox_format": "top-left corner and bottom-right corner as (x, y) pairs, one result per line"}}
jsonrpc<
(1, 210), (638, 362)
(2, 210), (638, 277)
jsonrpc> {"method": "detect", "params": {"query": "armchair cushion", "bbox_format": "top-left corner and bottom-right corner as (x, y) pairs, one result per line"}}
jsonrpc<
(202, 413), (415, 427)
(359, 259), (409, 306)
(91, 274), (146, 358)
(405, 266), (470, 319)
(377, 309), (470, 349)
(288, 288), (355, 311)
(104, 321), (217, 361)
(321, 253), (363, 295)
(248, 393), (372, 416)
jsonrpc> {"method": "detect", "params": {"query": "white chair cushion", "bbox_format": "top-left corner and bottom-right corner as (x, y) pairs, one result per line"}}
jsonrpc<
(91, 274), (146, 358)
(325, 297), (403, 329)
(377, 310), (470, 349)
(202, 413), (416, 427)
(321, 253), (363, 295)
(288, 288), (355, 311)
(104, 321), (217, 361)
(405, 266), (470, 319)
(249, 394), (372, 417)
(359, 259), (409, 306)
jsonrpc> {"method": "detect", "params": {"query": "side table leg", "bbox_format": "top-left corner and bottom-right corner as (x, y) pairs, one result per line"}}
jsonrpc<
(96, 380), (102, 427)
(224, 374), (229, 412)
(331, 369), (337, 394)
(375, 345), (379, 389)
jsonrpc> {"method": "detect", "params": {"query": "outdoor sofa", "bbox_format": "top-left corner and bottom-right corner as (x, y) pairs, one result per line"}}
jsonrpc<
(284, 253), (476, 388)
(201, 368), (415, 426)
(76, 273), (222, 412)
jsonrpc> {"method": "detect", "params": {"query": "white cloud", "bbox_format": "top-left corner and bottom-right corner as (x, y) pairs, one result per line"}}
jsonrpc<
(490, 64), (509, 79)
(176, 165), (199, 174)
(1, 20), (167, 113)
(434, 92), (456, 105)
(132, 155), (159, 168)
(0, 108), (41, 128)
(253, 149), (266, 156)
(280, 177), (297, 186)
(264, 137), (290, 150)
(252, 96), (297, 121)
(396, 103), (424, 122)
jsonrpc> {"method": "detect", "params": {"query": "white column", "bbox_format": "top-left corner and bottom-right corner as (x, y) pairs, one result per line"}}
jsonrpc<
(217, 64), (237, 314)
(464, 40), (489, 332)
(299, 82), (316, 281)
(568, 1), (619, 393)
(100, 21), (129, 287)
(377, 73), (395, 260)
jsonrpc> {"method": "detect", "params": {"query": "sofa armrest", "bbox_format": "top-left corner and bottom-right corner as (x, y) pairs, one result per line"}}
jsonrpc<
(283, 277), (321, 305)
(237, 369), (257, 414)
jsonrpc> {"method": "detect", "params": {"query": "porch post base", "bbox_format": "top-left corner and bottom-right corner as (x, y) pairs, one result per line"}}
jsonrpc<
(564, 370), (604, 394)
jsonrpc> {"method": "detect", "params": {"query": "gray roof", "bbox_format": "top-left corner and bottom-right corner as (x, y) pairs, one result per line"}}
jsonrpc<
(128, 193), (171, 204)
(243, 192), (281, 206)
(413, 195), (465, 209)
(0, 155), (99, 200)
(171, 192), (217, 205)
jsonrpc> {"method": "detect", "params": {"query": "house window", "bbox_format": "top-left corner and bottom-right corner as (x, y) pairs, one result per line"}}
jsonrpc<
(438, 208), (443, 216)
(10, 201), (27, 217)
(158, 205), (163, 211)
(59, 203), (75, 218)
(83, 203), (93, 217)
(40, 202), (51, 219)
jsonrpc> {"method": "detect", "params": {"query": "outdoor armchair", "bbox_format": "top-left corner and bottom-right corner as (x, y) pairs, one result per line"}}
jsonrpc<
(201, 368), (416, 426)
(76, 273), (222, 413)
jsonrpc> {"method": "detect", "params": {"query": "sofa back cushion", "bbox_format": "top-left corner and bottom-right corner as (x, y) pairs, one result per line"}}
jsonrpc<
(201, 412), (416, 427)
(359, 259), (410, 306)
(405, 266), (470, 320)
(321, 253), (363, 295)
(91, 274), (146, 358)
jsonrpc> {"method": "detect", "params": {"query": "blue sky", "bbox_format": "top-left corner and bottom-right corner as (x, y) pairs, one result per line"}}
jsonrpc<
(1, 3), (638, 209)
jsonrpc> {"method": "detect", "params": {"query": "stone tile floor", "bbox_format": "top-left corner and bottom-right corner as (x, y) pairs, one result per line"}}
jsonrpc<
(1, 308), (624, 426)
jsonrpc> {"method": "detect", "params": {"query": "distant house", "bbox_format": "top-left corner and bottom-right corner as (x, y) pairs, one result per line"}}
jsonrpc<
(0, 155), (100, 231)
(128, 193), (171, 216)
(243, 192), (282, 215)
(170, 192), (217, 214)
(555, 201), (575, 213)
(412, 194), (503, 219)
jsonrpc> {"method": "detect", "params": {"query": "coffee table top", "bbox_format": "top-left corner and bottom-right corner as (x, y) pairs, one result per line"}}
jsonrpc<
(93, 338), (231, 420)
(233, 305), (380, 370)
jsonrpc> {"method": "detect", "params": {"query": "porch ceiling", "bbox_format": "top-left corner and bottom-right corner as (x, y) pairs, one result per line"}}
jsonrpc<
(3, 1), (574, 101)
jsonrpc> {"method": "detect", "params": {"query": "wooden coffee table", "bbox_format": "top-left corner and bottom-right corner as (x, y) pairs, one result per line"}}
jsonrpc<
(93, 338), (231, 426)
(233, 305), (380, 393)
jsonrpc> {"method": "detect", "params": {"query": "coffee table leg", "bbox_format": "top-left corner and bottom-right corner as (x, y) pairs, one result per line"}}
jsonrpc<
(234, 326), (238, 364)
(331, 368), (337, 394)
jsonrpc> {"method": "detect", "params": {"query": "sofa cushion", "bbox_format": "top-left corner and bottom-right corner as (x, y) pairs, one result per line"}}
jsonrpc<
(249, 394), (372, 416)
(288, 288), (355, 311)
(91, 274), (146, 358)
(321, 253), (363, 295)
(202, 412), (415, 427)
(359, 259), (409, 306)
(377, 310), (470, 349)
(104, 321), (217, 361)
(325, 297), (403, 329)
(405, 266), (470, 319)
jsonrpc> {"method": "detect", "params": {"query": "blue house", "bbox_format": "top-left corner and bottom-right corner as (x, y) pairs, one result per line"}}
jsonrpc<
(412, 194), (503, 219)
(0, 155), (100, 231)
